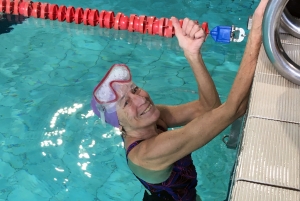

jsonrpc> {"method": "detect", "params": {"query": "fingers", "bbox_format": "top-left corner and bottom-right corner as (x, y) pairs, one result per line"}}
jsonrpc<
(171, 16), (206, 42)
(190, 24), (202, 39)
(170, 17), (182, 37)
(182, 17), (205, 39)
(181, 18), (189, 35)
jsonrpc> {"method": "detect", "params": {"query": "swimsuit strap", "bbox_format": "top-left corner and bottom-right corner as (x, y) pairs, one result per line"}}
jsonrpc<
(126, 140), (143, 157)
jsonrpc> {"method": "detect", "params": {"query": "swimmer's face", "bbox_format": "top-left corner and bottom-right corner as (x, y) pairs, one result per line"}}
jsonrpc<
(116, 83), (160, 130)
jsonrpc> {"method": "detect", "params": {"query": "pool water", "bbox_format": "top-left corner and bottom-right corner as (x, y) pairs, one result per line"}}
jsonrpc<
(0, 0), (258, 200)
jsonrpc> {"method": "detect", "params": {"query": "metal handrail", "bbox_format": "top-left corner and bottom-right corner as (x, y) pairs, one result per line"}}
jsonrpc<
(281, 8), (300, 38)
(263, 0), (300, 85)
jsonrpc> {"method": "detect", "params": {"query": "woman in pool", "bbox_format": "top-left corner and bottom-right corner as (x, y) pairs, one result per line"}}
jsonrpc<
(92, 0), (269, 200)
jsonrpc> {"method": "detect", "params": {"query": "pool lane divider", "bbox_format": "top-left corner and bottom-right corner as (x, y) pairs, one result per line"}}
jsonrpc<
(0, 0), (209, 38)
(1, 0), (246, 43)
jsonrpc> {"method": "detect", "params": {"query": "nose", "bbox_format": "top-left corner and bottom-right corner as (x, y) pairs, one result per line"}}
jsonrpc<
(128, 93), (146, 106)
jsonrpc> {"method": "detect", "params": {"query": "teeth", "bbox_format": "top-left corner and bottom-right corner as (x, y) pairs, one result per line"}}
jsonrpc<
(141, 104), (152, 115)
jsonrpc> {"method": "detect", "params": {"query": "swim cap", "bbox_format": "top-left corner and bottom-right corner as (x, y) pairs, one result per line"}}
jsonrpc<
(91, 64), (132, 127)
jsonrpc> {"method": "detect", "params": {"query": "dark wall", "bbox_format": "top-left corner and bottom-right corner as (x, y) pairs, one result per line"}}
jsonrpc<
(286, 0), (300, 18)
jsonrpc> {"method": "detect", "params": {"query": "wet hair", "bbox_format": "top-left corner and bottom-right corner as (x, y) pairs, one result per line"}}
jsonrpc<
(120, 124), (127, 137)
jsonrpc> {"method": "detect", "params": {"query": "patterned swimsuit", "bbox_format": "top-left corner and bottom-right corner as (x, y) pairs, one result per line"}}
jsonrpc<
(126, 139), (198, 201)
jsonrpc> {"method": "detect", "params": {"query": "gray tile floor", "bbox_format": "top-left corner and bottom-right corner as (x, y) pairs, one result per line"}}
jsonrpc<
(230, 35), (300, 200)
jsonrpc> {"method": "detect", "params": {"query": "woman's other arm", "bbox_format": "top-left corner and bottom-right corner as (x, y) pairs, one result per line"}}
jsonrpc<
(158, 18), (221, 128)
(131, 0), (269, 170)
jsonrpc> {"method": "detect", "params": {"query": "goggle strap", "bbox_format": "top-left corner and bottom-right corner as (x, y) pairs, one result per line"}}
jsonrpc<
(99, 105), (106, 128)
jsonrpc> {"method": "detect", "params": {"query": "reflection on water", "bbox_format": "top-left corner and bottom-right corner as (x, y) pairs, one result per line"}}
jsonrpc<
(0, 13), (28, 34)
(39, 101), (124, 189)
(0, 13), (179, 51)
(19, 15), (181, 51)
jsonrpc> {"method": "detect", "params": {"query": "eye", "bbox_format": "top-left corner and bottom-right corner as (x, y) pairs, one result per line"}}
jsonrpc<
(124, 100), (129, 107)
(132, 86), (139, 94)
(123, 86), (139, 107)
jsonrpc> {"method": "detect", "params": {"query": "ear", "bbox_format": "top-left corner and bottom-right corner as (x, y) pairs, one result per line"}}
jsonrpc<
(119, 124), (126, 132)
(118, 125), (123, 131)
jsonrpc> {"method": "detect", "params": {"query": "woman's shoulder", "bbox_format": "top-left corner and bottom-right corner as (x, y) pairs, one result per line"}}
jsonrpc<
(124, 137), (142, 152)
(124, 121), (167, 150)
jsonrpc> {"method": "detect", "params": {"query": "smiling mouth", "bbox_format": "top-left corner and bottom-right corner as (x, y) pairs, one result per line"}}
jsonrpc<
(141, 104), (152, 115)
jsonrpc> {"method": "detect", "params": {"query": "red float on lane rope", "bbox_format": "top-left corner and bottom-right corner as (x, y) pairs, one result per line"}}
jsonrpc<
(119, 14), (128, 30)
(152, 18), (159, 35)
(65, 6), (75, 23)
(31, 2), (41, 18)
(128, 14), (136, 32)
(165, 19), (173, 38)
(201, 22), (209, 35)
(98, 10), (106, 28)
(113, 12), (122, 30)
(40, 3), (49, 19)
(139, 15), (147, 34)
(133, 15), (140, 32)
(104, 11), (114, 29)
(0, 0), (6, 12)
(74, 7), (83, 24)
(48, 4), (58, 20)
(13, 0), (21, 15)
(179, 19), (183, 27)
(158, 18), (166, 36)
(82, 8), (90, 25)
(147, 16), (155, 35)
(5, 0), (14, 14)
(88, 9), (99, 26)
(57, 5), (66, 22)
(19, 1), (32, 17)
(9, 1), (208, 39)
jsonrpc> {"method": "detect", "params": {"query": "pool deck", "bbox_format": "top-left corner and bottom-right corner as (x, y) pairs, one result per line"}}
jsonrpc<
(229, 34), (300, 200)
